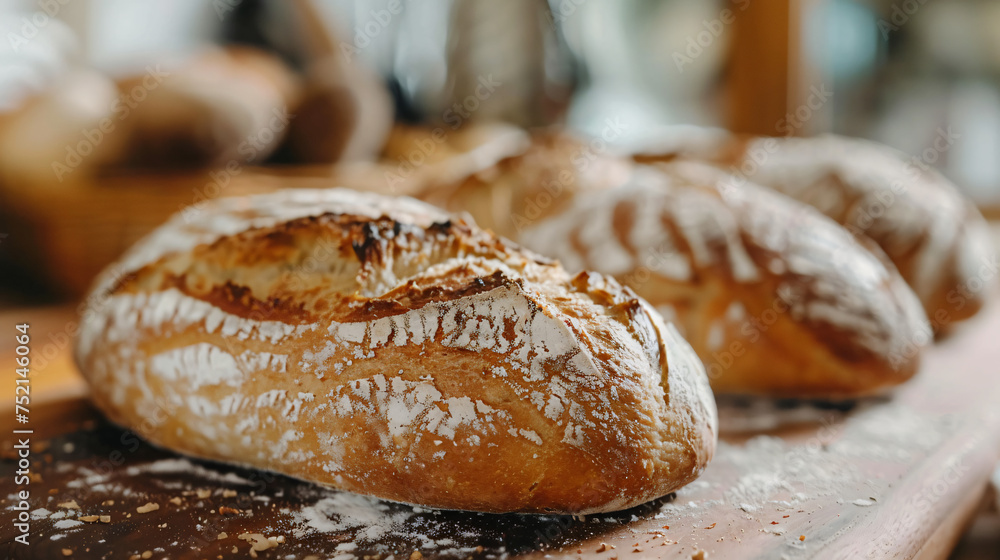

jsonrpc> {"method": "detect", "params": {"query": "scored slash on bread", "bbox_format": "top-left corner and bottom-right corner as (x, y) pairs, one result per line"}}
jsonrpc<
(75, 188), (718, 514)
(521, 162), (932, 397)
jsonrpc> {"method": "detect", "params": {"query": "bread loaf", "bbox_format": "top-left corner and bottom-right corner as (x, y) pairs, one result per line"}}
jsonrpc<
(74, 188), (717, 514)
(632, 131), (996, 330)
(114, 46), (300, 168)
(521, 162), (931, 397)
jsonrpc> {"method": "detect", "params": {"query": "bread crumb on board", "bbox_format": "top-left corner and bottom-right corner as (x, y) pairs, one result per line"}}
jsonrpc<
(136, 502), (159, 514)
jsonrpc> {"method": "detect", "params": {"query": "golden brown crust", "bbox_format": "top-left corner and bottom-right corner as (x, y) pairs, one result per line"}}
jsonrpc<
(522, 162), (931, 397)
(75, 188), (717, 514)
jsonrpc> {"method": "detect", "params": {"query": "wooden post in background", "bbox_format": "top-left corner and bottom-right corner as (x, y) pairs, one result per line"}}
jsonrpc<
(727, 0), (829, 137)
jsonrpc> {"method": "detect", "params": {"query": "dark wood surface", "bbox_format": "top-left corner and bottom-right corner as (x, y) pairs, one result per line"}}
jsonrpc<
(2, 299), (1000, 559)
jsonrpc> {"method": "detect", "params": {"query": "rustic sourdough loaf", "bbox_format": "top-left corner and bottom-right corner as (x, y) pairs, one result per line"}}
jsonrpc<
(520, 162), (931, 397)
(75, 188), (717, 514)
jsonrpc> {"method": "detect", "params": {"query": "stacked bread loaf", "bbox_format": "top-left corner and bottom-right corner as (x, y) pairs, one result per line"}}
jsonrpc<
(415, 130), (993, 397)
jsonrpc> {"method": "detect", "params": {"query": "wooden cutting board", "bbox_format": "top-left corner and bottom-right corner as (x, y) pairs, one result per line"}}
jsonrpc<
(2, 299), (999, 560)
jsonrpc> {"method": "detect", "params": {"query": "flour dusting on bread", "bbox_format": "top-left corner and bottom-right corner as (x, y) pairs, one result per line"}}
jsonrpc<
(76, 188), (718, 514)
(522, 162), (929, 397)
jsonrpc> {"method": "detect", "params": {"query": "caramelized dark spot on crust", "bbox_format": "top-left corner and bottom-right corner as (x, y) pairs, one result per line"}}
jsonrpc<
(343, 297), (410, 321)
(351, 221), (388, 264)
(167, 275), (316, 323)
(633, 152), (679, 165)
(427, 220), (454, 235)
(261, 228), (297, 247)
(342, 269), (515, 322)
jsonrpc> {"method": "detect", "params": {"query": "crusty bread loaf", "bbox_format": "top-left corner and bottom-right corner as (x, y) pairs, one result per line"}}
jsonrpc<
(632, 131), (996, 330)
(521, 162), (931, 397)
(74, 188), (717, 514)
(114, 46), (300, 168)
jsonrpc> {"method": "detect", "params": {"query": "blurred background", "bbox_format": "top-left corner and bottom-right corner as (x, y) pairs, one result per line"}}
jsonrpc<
(5, 0), (1000, 304)
(0, 1), (999, 556)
